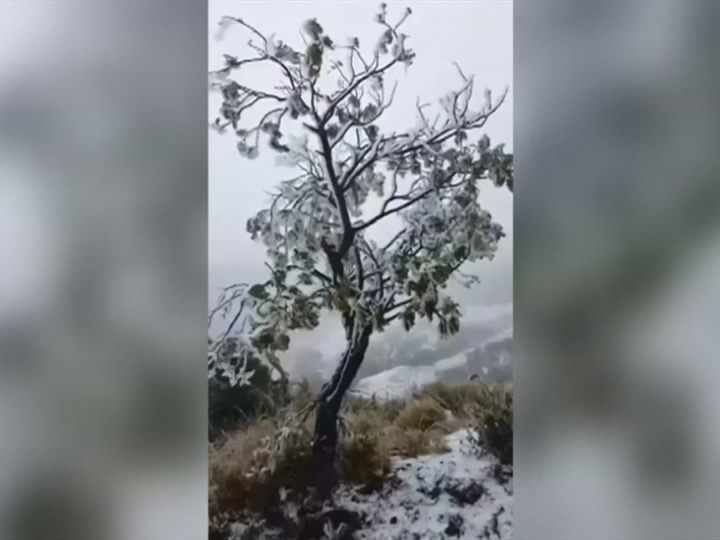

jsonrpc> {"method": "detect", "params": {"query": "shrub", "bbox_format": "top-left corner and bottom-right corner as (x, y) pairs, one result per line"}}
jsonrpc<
(345, 395), (405, 424)
(343, 396), (450, 458)
(469, 386), (513, 465)
(208, 346), (289, 441)
(393, 397), (447, 431)
(378, 398), (409, 424)
(415, 380), (493, 418)
(338, 432), (391, 488)
(383, 426), (449, 457)
(209, 418), (314, 527)
(209, 378), (272, 441)
(346, 408), (387, 440)
(209, 409), (393, 530)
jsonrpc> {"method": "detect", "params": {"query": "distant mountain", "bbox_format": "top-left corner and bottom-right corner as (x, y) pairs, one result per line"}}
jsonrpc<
(352, 334), (512, 400)
(354, 303), (512, 381)
(282, 303), (512, 394)
(353, 364), (439, 400)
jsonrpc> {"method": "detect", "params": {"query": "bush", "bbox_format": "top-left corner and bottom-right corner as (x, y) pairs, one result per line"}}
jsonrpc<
(344, 397), (449, 459)
(415, 380), (493, 418)
(345, 395), (405, 424)
(208, 345), (291, 441)
(209, 410), (393, 531)
(393, 397), (447, 431)
(338, 432), (391, 488)
(382, 426), (449, 457)
(209, 378), (270, 441)
(469, 386), (513, 465)
(209, 419), (314, 529)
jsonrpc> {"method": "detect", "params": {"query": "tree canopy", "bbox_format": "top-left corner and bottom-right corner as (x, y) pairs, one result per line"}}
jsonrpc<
(208, 4), (512, 386)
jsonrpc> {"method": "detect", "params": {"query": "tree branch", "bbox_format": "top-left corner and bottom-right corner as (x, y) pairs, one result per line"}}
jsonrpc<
(313, 114), (355, 257)
(353, 246), (365, 291)
(321, 57), (399, 125)
(356, 170), (457, 233)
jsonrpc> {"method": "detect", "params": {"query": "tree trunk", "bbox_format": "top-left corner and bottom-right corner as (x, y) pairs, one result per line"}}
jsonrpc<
(311, 326), (372, 498)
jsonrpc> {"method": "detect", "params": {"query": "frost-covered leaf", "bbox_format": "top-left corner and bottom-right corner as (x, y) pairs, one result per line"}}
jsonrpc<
(248, 284), (269, 299)
(366, 125), (379, 141)
(303, 18), (324, 40)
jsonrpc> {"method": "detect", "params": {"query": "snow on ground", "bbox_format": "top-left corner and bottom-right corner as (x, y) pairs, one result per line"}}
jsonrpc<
(353, 354), (472, 400)
(353, 364), (439, 400)
(332, 430), (513, 539)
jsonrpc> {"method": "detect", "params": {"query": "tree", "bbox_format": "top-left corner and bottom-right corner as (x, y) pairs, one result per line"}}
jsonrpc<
(209, 3), (512, 496)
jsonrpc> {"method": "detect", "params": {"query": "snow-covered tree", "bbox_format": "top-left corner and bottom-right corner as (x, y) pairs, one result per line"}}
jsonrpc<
(209, 4), (512, 495)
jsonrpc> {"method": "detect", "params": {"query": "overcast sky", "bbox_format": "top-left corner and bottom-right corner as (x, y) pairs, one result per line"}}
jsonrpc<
(209, 0), (512, 362)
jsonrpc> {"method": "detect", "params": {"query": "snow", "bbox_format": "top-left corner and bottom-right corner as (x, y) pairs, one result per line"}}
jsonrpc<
(353, 364), (438, 400)
(353, 353), (468, 400)
(333, 429), (513, 539)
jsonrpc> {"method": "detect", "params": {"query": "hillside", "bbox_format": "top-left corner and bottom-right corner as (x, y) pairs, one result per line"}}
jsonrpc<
(353, 334), (512, 401)
(210, 381), (513, 540)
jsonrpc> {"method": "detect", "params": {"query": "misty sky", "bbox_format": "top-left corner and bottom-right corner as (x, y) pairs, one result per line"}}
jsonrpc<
(208, 0), (512, 363)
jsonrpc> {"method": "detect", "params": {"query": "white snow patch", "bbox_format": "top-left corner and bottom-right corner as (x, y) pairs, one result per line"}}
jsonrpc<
(353, 365), (438, 400)
(333, 429), (513, 539)
(353, 354), (468, 400)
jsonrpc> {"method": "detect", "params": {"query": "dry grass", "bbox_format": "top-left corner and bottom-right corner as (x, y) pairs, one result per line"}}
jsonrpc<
(209, 418), (314, 530)
(209, 379), (513, 532)
(209, 412), (392, 529)
(344, 395), (405, 424)
(345, 396), (450, 458)
(338, 432), (392, 487)
(382, 425), (449, 457)
(393, 396), (448, 431)
(415, 380), (501, 417)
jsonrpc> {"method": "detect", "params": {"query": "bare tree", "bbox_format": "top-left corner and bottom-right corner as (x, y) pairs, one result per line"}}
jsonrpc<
(209, 3), (512, 496)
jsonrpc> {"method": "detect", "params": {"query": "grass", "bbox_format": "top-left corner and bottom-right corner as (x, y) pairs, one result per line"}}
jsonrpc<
(338, 431), (392, 487)
(393, 396), (448, 431)
(209, 419), (314, 530)
(414, 380), (503, 417)
(209, 379), (513, 535)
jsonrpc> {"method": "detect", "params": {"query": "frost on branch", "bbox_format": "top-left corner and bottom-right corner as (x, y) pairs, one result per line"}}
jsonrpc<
(210, 4), (512, 385)
(208, 274), (322, 386)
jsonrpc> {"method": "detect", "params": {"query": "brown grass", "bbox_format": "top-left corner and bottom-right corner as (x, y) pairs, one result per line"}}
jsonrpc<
(209, 419), (314, 527)
(393, 397), (448, 431)
(382, 425), (449, 457)
(338, 432), (391, 487)
(415, 380), (501, 417)
(344, 395), (405, 424)
(344, 396), (450, 458)
(209, 379), (513, 531)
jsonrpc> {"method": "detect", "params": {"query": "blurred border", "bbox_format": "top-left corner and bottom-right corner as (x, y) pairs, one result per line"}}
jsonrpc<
(516, 1), (720, 538)
(0, 2), (207, 539)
